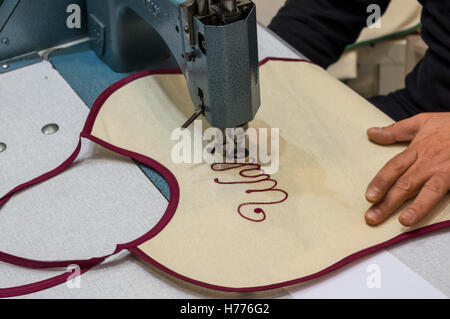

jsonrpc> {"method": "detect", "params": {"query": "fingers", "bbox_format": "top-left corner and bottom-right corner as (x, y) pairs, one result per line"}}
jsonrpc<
(366, 150), (418, 203)
(399, 173), (450, 226)
(367, 115), (424, 145)
(365, 169), (425, 225)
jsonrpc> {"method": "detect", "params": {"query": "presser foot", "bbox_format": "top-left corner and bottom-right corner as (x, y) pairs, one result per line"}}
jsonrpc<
(207, 124), (250, 162)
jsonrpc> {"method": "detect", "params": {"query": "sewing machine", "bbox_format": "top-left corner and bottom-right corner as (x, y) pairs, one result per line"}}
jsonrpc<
(0, 0), (260, 129)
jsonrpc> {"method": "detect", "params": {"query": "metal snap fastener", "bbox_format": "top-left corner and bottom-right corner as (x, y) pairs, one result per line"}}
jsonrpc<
(0, 142), (6, 153)
(41, 123), (59, 135)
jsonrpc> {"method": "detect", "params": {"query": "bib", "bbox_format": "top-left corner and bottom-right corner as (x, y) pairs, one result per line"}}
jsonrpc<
(1, 58), (449, 297)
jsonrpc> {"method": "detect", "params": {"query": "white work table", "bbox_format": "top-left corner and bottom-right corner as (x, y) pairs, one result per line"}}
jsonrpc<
(0, 25), (448, 299)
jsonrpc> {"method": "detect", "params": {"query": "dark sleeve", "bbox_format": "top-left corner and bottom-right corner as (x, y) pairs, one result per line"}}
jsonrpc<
(370, 0), (450, 118)
(268, 0), (390, 68)
(404, 0), (450, 113)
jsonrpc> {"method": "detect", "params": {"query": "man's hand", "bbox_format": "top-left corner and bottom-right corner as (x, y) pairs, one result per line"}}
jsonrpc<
(365, 113), (450, 227)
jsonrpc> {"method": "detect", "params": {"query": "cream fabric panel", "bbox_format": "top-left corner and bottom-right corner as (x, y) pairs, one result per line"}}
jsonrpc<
(90, 60), (450, 289)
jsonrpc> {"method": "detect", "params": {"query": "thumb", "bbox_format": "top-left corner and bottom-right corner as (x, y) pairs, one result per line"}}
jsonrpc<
(367, 115), (423, 145)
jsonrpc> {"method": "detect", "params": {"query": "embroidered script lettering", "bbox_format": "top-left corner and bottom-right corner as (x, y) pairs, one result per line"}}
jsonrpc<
(211, 163), (288, 222)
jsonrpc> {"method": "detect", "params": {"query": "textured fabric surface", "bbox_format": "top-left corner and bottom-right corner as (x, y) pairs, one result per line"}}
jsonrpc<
(388, 228), (450, 297)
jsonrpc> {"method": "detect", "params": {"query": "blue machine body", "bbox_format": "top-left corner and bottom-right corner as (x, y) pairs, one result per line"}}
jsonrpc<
(1, 0), (261, 129)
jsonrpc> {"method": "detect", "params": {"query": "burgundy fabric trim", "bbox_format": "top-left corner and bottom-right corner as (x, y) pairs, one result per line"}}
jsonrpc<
(131, 221), (450, 292)
(0, 57), (448, 297)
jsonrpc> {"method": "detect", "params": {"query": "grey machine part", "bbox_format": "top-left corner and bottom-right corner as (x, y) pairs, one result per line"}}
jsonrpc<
(86, 0), (261, 129)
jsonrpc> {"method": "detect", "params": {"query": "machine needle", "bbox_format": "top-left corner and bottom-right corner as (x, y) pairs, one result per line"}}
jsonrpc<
(181, 107), (204, 130)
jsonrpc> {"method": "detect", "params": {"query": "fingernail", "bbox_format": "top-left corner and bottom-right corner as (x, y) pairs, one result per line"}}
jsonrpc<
(366, 208), (381, 223)
(366, 188), (380, 201)
(369, 127), (382, 133)
(401, 209), (416, 224)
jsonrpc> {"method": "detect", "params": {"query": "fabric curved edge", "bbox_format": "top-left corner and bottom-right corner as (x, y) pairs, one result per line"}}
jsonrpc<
(130, 220), (450, 292)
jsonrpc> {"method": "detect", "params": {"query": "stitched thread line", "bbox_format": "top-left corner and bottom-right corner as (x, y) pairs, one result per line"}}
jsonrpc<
(211, 163), (288, 222)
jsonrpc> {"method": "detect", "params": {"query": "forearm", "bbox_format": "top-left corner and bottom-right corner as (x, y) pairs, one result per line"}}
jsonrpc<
(268, 0), (390, 68)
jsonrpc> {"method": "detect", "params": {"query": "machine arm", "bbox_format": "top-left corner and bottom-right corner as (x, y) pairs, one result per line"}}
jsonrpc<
(86, 0), (261, 129)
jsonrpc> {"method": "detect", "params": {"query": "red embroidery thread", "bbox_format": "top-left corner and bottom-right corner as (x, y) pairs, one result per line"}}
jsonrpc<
(211, 163), (288, 222)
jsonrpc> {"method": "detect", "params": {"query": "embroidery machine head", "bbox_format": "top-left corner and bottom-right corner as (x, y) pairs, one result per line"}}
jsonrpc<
(0, 0), (260, 130)
(87, 0), (261, 130)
